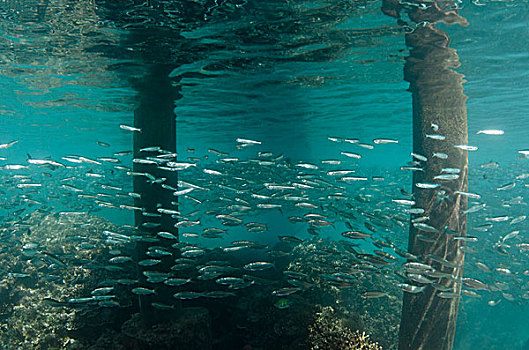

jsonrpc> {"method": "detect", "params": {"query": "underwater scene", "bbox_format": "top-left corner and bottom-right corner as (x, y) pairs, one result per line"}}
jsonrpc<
(0, 0), (528, 349)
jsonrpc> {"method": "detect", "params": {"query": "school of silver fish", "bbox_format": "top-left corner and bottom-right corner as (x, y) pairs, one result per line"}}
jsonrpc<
(2, 124), (529, 310)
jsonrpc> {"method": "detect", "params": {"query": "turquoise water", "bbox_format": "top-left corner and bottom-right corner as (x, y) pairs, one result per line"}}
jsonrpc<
(1, 1), (529, 349)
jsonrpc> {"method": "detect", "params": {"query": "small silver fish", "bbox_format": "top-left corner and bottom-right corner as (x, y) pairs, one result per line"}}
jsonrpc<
(407, 208), (425, 214)
(236, 138), (261, 145)
(4, 164), (28, 170)
(411, 152), (427, 162)
(164, 278), (191, 286)
(433, 152), (448, 159)
(131, 287), (156, 295)
(341, 176), (368, 181)
(91, 287), (114, 296)
(486, 216), (510, 222)
(272, 287), (300, 297)
(497, 183), (515, 191)
(495, 268), (512, 275)
(109, 256), (133, 264)
(373, 138), (398, 144)
(340, 151), (362, 159)
(510, 216), (526, 225)
(462, 278), (488, 290)
(407, 273), (434, 284)
(475, 262), (491, 272)
(454, 144), (478, 151)
(120, 124), (142, 132)
(413, 222), (439, 233)
(216, 277), (245, 285)
(257, 203), (282, 209)
(426, 134), (446, 140)
(356, 143), (374, 149)
(96, 141), (110, 147)
(477, 129), (504, 135)
(296, 163), (318, 169)
(397, 283), (425, 294)
(203, 169), (223, 176)
(0, 140), (18, 149)
(416, 183), (439, 189)
(173, 291), (203, 299)
(453, 236), (478, 242)
(173, 188), (194, 196)
(455, 191), (481, 199)
(442, 168), (460, 174)
(434, 174), (459, 180)
(437, 292), (459, 299)
(502, 230), (520, 242)
(244, 262), (274, 271)
(344, 138), (358, 144)
(157, 231), (178, 240)
(321, 159), (341, 165)
(327, 170), (356, 176)
(138, 259), (161, 267)
(392, 199), (415, 205)
(361, 291), (388, 298)
(463, 203), (486, 214)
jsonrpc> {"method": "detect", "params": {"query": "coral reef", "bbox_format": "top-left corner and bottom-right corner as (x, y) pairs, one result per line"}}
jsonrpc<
(308, 306), (382, 350)
(0, 210), (131, 349)
(0, 211), (398, 349)
(286, 239), (401, 349)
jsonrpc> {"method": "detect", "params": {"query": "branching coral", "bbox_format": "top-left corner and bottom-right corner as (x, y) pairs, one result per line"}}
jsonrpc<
(309, 306), (382, 350)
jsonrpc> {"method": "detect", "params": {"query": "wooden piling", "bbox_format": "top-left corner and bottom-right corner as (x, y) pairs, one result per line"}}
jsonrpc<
(382, 2), (469, 349)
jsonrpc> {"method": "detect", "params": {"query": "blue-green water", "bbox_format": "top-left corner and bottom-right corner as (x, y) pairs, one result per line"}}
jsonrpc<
(1, 1), (529, 349)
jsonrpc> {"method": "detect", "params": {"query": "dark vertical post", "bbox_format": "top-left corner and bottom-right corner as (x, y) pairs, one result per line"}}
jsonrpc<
(401, 24), (468, 350)
(133, 63), (179, 236)
(133, 63), (179, 320)
(382, 2), (469, 349)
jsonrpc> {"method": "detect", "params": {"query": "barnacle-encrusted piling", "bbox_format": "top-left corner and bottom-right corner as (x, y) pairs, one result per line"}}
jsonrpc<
(382, 1), (469, 349)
